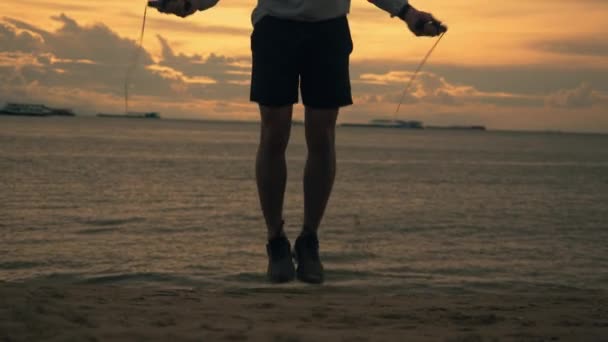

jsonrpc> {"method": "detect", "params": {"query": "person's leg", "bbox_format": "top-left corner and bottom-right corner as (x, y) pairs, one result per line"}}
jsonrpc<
(292, 106), (338, 284)
(294, 16), (352, 284)
(256, 105), (293, 240)
(299, 17), (351, 235)
(302, 106), (339, 235)
(250, 16), (301, 283)
(257, 104), (296, 283)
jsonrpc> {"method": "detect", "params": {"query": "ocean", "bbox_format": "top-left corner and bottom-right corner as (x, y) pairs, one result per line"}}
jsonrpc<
(1, 116), (607, 294)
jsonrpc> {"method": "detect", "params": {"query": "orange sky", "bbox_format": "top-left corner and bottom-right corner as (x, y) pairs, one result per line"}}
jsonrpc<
(1, 0), (607, 132)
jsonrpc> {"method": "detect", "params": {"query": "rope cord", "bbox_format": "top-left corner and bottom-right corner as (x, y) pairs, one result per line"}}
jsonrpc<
(393, 32), (445, 120)
(124, 3), (149, 114)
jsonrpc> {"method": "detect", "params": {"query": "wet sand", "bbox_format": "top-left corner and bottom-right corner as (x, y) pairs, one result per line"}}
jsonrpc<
(1, 282), (607, 341)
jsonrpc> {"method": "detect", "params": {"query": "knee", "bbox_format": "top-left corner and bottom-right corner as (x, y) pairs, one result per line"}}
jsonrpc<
(304, 107), (338, 155)
(306, 127), (335, 156)
(259, 106), (292, 155)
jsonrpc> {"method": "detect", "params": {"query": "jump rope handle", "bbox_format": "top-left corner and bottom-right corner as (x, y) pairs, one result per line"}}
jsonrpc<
(415, 19), (448, 34)
(148, 0), (192, 11)
(147, 0), (166, 9)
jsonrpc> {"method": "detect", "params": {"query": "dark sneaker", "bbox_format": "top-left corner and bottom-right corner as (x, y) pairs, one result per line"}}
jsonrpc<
(294, 233), (324, 284)
(266, 236), (296, 283)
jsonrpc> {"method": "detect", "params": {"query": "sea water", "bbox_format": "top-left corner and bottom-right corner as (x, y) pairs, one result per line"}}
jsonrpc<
(1, 116), (607, 293)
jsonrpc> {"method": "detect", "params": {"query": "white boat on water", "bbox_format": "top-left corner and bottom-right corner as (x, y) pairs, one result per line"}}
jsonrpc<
(341, 119), (424, 129)
(96, 112), (161, 119)
(0, 103), (75, 116)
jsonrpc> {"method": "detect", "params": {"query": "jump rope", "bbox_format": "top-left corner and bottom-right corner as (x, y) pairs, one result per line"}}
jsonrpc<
(124, 3), (149, 114)
(393, 29), (446, 120)
(125, 1), (446, 117)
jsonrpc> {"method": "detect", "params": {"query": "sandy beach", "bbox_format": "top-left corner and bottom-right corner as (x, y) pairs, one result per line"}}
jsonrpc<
(1, 282), (606, 341)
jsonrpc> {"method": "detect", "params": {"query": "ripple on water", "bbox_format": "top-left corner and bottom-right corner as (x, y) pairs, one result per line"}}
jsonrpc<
(0, 261), (47, 270)
(81, 272), (196, 285)
(76, 217), (146, 227)
(74, 227), (123, 235)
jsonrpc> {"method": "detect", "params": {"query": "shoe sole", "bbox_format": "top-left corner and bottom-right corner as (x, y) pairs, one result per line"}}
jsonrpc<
(294, 253), (324, 284)
(296, 270), (323, 284)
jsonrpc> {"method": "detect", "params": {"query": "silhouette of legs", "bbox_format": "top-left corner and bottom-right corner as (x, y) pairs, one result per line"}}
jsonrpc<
(302, 107), (339, 235)
(256, 105), (293, 240)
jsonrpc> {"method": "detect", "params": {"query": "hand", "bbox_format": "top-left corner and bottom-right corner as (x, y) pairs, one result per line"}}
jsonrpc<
(151, 0), (196, 18)
(403, 7), (447, 37)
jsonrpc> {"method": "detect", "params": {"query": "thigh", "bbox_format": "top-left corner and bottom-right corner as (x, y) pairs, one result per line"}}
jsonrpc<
(300, 17), (354, 109)
(304, 107), (339, 129)
(250, 16), (300, 107)
(260, 105), (294, 128)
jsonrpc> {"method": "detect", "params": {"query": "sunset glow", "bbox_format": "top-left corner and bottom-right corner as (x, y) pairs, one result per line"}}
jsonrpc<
(2, 0), (607, 131)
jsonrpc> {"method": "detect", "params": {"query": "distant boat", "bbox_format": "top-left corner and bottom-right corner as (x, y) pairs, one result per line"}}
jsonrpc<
(426, 125), (486, 131)
(96, 112), (161, 119)
(340, 119), (424, 129)
(0, 103), (75, 117)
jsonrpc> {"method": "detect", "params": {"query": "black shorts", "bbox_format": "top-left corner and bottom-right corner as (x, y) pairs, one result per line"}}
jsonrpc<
(250, 15), (354, 108)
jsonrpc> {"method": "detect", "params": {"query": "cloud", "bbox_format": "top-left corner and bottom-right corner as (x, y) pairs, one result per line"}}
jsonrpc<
(350, 59), (608, 95)
(157, 35), (249, 83)
(0, 14), (252, 116)
(1, 14), (170, 100)
(353, 69), (543, 108)
(5, 14), (154, 65)
(534, 37), (608, 57)
(0, 22), (42, 52)
(546, 82), (605, 108)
